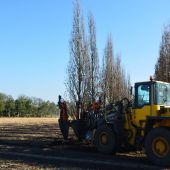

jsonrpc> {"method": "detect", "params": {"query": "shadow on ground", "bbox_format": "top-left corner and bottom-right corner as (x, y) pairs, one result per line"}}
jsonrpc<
(0, 118), (165, 170)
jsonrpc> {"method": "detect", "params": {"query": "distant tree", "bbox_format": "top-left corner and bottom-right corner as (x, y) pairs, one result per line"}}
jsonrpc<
(0, 93), (6, 116)
(47, 102), (58, 117)
(15, 96), (27, 117)
(31, 97), (43, 116)
(155, 24), (170, 82)
(25, 98), (33, 116)
(4, 96), (15, 117)
(37, 101), (48, 117)
(0, 92), (57, 117)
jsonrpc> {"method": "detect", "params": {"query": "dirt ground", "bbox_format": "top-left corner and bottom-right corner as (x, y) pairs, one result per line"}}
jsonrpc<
(0, 118), (167, 170)
(0, 118), (56, 169)
(0, 118), (59, 141)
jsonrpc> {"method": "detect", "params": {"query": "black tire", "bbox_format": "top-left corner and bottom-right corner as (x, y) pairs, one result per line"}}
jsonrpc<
(94, 126), (116, 154)
(145, 127), (170, 166)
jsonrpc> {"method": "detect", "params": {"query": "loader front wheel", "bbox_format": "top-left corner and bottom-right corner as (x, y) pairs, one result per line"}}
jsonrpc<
(145, 127), (170, 166)
(94, 126), (116, 154)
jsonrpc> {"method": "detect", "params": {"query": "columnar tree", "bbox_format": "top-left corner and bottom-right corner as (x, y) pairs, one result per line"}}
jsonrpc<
(102, 35), (114, 104)
(67, 0), (89, 117)
(113, 55), (130, 100)
(88, 12), (99, 102)
(155, 24), (170, 82)
(113, 55), (122, 100)
(66, 0), (131, 111)
(101, 35), (131, 105)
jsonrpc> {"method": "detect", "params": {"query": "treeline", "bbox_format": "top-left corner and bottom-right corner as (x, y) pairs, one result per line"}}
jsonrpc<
(155, 24), (170, 81)
(66, 0), (131, 112)
(0, 93), (58, 117)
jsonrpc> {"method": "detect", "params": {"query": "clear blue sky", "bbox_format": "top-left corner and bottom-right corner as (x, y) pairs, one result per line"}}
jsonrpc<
(0, 0), (170, 102)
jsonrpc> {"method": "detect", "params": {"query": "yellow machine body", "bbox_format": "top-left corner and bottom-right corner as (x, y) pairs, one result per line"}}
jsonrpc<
(124, 80), (170, 145)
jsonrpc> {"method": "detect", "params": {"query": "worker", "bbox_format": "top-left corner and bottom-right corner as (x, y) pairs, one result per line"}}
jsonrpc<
(92, 97), (102, 114)
(58, 95), (69, 140)
(58, 98), (68, 121)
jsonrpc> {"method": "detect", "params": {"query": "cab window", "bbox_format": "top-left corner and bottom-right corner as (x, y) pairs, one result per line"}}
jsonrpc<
(155, 82), (170, 105)
(136, 84), (150, 107)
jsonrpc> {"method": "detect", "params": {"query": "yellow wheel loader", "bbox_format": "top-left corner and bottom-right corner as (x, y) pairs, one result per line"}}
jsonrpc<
(61, 79), (170, 166)
(94, 79), (170, 166)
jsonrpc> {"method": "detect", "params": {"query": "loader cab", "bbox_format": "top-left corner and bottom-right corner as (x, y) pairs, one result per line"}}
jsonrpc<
(134, 82), (151, 108)
(132, 80), (170, 128)
(134, 80), (170, 107)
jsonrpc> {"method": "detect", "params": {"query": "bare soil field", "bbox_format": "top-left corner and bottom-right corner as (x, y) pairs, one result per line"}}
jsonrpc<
(0, 118), (167, 170)
(0, 118), (59, 141)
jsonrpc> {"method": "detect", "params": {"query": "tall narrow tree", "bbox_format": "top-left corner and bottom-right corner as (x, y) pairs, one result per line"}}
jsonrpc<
(88, 12), (99, 102)
(101, 35), (131, 105)
(155, 24), (170, 82)
(113, 55), (121, 101)
(67, 0), (89, 118)
(103, 35), (114, 104)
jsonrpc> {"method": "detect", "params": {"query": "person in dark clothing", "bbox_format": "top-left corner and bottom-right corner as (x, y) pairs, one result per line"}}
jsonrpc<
(58, 95), (69, 140)
(92, 97), (102, 114)
(58, 96), (68, 121)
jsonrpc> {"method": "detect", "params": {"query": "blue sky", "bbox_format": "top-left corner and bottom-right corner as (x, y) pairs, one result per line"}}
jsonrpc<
(0, 0), (170, 102)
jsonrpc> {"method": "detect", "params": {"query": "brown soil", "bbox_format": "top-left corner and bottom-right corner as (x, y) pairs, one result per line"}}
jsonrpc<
(0, 118), (164, 170)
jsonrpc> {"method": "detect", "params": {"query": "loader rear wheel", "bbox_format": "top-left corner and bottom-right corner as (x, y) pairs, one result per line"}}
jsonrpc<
(94, 126), (116, 154)
(145, 127), (170, 166)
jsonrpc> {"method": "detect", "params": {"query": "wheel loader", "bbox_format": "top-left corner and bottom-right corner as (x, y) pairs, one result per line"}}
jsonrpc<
(59, 79), (170, 166)
(93, 79), (170, 166)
